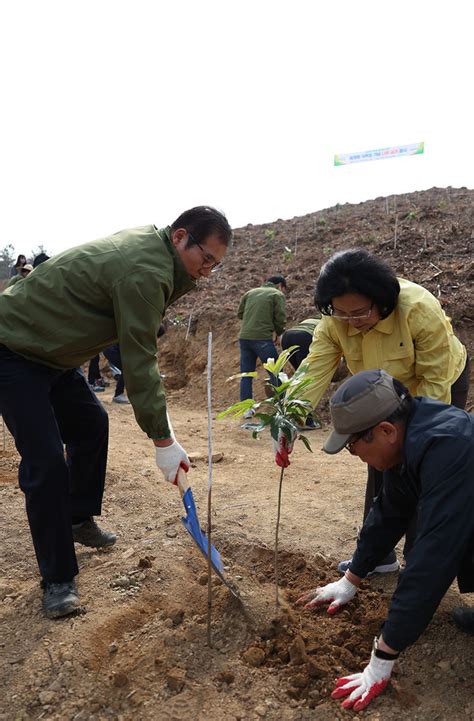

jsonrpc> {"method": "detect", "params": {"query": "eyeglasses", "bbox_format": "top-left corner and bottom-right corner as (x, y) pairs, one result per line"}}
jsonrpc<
(188, 232), (221, 269)
(344, 427), (374, 452)
(331, 302), (374, 321)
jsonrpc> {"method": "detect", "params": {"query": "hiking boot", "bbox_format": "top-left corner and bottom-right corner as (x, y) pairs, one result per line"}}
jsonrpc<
(338, 556), (400, 576)
(452, 606), (474, 634)
(72, 518), (117, 548)
(42, 580), (80, 619)
(112, 393), (129, 404)
(243, 408), (255, 420)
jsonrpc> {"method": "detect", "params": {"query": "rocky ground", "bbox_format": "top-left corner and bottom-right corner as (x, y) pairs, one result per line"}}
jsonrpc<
(0, 187), (473, 720)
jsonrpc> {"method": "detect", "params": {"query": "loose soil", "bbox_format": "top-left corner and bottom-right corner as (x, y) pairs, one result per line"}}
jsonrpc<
(1, 187), (473, 720)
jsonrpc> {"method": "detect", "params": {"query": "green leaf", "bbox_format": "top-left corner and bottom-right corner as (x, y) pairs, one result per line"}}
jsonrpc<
(216, 399), (255, 419)
(226, 371), (258, 382)
(299, 434), (313, 452)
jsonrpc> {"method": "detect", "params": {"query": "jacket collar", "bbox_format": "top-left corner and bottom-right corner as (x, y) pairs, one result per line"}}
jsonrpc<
(158, 226), (196, 301)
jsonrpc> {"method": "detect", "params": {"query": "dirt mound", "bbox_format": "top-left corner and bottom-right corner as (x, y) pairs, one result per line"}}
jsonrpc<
(158, 186), (474, 415)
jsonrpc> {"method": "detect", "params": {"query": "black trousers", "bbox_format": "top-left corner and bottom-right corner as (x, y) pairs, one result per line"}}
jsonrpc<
(0, 345), (109, 582)
(363, 357), (471, 558)
(280, 329), (312, 370)
(87, 354), (101, 384)
(103, 344), (125, 397)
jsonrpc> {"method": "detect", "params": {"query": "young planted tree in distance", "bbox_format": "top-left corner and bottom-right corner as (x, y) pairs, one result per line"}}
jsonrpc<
(217, 346), (314, 606)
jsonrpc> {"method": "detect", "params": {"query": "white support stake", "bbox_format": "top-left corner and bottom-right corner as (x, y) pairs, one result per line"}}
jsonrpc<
(206, 331), (213, 646)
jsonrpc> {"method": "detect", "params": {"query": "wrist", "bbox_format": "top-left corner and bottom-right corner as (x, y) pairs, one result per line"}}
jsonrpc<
(154, 438), (173, 447)
(344, 569), (362, 587)
(373, 636), (400, 660)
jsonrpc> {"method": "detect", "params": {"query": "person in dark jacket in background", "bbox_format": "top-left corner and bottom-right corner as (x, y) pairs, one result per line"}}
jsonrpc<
(281, 318), (320, 429)
(237, 275), (286, 417)
(33, 252), (50, 268)
(297, 369), (474, 712)
(0, 206), (231, 619)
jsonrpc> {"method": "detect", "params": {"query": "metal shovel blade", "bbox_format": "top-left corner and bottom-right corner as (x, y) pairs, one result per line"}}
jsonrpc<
(177, 470), (240, 598)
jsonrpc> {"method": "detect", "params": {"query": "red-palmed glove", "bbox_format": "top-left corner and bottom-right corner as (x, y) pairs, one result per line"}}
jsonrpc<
(155, 440), (190, 482)
(331, 639), (397, 711)
(296, 575), (357, 614)
(272, 431), (296, 468)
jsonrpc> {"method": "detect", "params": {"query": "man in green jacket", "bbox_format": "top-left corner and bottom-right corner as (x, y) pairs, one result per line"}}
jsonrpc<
(237, 275), (286, 414)
(0, 206), (232, 619)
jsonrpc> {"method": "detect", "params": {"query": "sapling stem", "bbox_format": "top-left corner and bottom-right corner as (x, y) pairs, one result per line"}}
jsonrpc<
(274, 465), (285, 607)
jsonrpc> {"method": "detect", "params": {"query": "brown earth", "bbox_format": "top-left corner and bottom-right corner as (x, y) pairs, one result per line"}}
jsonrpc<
(0, 187), (473, 720)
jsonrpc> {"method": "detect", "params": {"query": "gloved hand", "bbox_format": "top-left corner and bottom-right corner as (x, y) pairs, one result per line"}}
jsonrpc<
(296, 575), (357, 614)
(331, 640), (396, 711)
(155, 440), (190, 482)
(273, 430), (296, 468)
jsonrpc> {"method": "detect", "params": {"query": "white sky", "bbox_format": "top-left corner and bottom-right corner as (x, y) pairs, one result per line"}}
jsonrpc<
(1, 0), (472, 257)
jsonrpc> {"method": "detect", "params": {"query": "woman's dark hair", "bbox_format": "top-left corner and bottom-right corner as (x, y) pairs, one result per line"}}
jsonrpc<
(171, 206), (232, 247)
(14, 254), (26, 268)
(314, 248), (400, 319)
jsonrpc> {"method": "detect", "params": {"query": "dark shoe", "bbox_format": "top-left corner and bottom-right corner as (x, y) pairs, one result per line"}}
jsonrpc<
(452, 607), (474, 634)
(72, 518), (117, 548)
(302, 415), (321, 430)
(42, 580), (80, 619)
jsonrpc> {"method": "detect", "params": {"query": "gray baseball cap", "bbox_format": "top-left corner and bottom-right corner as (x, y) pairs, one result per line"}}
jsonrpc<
(323, 369), (405, 454)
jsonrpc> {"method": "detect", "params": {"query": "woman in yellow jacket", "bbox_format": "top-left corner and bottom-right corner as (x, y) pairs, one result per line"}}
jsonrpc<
(302, 248), (470, 573)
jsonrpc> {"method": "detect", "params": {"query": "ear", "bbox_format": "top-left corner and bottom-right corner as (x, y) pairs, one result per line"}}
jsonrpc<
(171, 228), (187, 248)
(377, 421), (398, 443)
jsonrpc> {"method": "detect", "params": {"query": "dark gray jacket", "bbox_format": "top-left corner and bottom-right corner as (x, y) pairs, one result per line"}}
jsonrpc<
(350, 397), (474, 651)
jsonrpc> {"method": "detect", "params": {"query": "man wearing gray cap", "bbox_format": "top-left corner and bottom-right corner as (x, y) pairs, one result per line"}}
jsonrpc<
(297, 369), (474, 712)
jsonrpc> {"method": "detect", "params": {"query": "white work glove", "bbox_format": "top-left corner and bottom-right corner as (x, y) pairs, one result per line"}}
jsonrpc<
(331, 639), (396, 711)
(272, 429), (296, 468)
(296, 575), (357, 614)
(155, 440), (190, 482)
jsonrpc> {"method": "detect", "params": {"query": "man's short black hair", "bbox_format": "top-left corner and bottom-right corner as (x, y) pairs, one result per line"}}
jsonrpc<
(33, 252), (50, 268)
(171, 206), (232, 247)
(314, 249), (400, 319)
(267, 275), (287, 288)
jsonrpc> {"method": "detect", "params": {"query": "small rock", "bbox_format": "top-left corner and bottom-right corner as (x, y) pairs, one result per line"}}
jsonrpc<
(167, 607), (185, 626)
(242, 646), (265, 667)
(113, 672), (129, 688)
(166, 528), (178, 538)
(198, 573), (209, 585)
(217, 669), (235, 685)
(292, 672), (309, 688)
(254, 705), (267, 717)
(437, 660), (451, 672)
(38, 690), (55, 705)
(121, 547), (135, 559)
(307, 659), (327, 678)
(289, 635), (308, 665)
(166, 667), (186, 692)
(138, 556), (153, 569)
(108, 642), (119, 654)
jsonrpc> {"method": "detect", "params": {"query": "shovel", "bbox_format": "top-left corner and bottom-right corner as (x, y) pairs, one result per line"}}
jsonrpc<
(176, 467), (240, 599)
